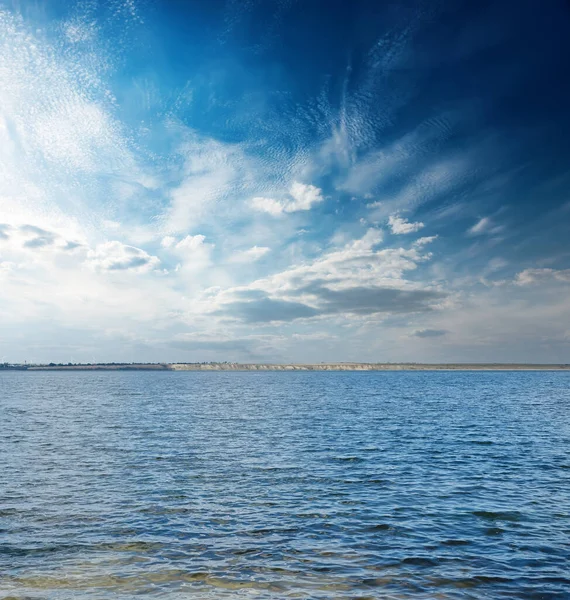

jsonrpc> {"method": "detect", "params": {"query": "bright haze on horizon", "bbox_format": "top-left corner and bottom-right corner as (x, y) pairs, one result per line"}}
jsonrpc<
(1, 0), (569, 364)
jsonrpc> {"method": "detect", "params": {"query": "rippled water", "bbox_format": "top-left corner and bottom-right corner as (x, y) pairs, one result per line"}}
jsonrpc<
(1, 371), (569, 599)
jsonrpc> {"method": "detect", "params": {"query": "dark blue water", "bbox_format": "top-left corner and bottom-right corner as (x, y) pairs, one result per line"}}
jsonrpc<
(1, 371), (569, 599)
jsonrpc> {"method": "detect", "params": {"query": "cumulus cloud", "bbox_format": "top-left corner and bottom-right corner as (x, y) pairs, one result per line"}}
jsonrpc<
(262, 228), (417, 289)
(159, 233), (215, 275)
(172, 234), (213, 258)
(209, 229), (443, 323)
(175, 234), (208, 252)
(88, 241), (160, 272)
(388, 215), (425, 235)
(250, 196), (288, 216)
(289, 182), (324, 210)
(160, 234), (213, 256)
(250, 182), (324, 216)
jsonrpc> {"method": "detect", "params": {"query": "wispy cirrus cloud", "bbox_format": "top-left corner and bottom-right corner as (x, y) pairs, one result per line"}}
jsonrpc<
(0, 5), (152, 252)
(162, 130), (253, 232)
(468, 216), (504, 236)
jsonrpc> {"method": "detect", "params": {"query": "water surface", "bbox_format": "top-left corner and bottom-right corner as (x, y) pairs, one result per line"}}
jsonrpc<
(1, 371), (569, 598)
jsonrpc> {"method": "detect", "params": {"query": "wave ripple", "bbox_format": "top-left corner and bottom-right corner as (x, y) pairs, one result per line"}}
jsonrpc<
(1, 371), (570, 598)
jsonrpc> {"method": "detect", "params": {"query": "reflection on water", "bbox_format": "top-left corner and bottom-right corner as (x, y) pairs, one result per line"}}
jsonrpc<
(1, 371), (569, 598)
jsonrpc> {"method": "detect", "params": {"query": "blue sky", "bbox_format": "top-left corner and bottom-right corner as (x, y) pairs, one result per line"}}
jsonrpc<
(1, 0), (570, 363)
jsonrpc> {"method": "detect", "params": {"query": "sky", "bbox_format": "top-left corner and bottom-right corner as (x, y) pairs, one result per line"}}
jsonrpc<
(1, 0), (570, 364)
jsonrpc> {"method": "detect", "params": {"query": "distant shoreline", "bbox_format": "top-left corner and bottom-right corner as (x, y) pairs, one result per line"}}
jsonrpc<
(2, 363), (570, 372)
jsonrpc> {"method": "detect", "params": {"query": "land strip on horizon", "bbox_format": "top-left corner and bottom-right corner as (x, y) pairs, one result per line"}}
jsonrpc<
(1, 363), (570, 371)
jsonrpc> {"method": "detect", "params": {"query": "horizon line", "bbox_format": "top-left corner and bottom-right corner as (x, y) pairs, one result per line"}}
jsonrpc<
(2, 361), (570, 372)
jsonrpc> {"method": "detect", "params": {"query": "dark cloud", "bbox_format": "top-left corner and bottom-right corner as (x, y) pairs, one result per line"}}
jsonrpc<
(412, 328), (449, 338)
(220, 284), (445, 323)
(301, 282), (445, 316)
(0, 224), (12, 240)
(19, 225), (51, 236)
(107, 256), (151, 270)
(1, 224), (81, 250)
(19, 225), (57, 248)
(217, 296), (319, 323)
(63, 241), (83, 251)
(23, 236), (56, 248)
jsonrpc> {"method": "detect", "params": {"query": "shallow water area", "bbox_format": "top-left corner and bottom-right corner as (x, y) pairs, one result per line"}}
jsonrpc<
(1, 371), (569, 598)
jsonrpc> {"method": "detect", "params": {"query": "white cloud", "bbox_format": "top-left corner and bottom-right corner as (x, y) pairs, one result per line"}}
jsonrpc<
(251, 228), (423, 294)
(0, 6), (160, 266)
(288, 182), (324, 211)
(161, 234), (215, 276)
(229, 246), (271, 263)
(414, 235), (438, 247)
(367, 158), (467, 221)
(87, 241), (160, 272)
(250, 182), (324, 216)
(163, 131), (255, 232)
(0, 222), (85, 256)
(2, 4), (568, 364)
(338, 135), (416, 195)
(0, 10), (132, 177)
(468, 216), (504, 236)
(291, 332), (336, 340)
(250, 196), (285, 216)
(515, 268), (570, 286)
(63, 19), (98, 44)
(469, 217), (491, 235)
(388, 215), (425, 235)
(0, 232), (184, 336)
(367, 201), (383, 208)
(102, 220), (122, 230)
(412, 328), (448, 338)
(201, 229), (443, 324)
(175, 234), (208, 251)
